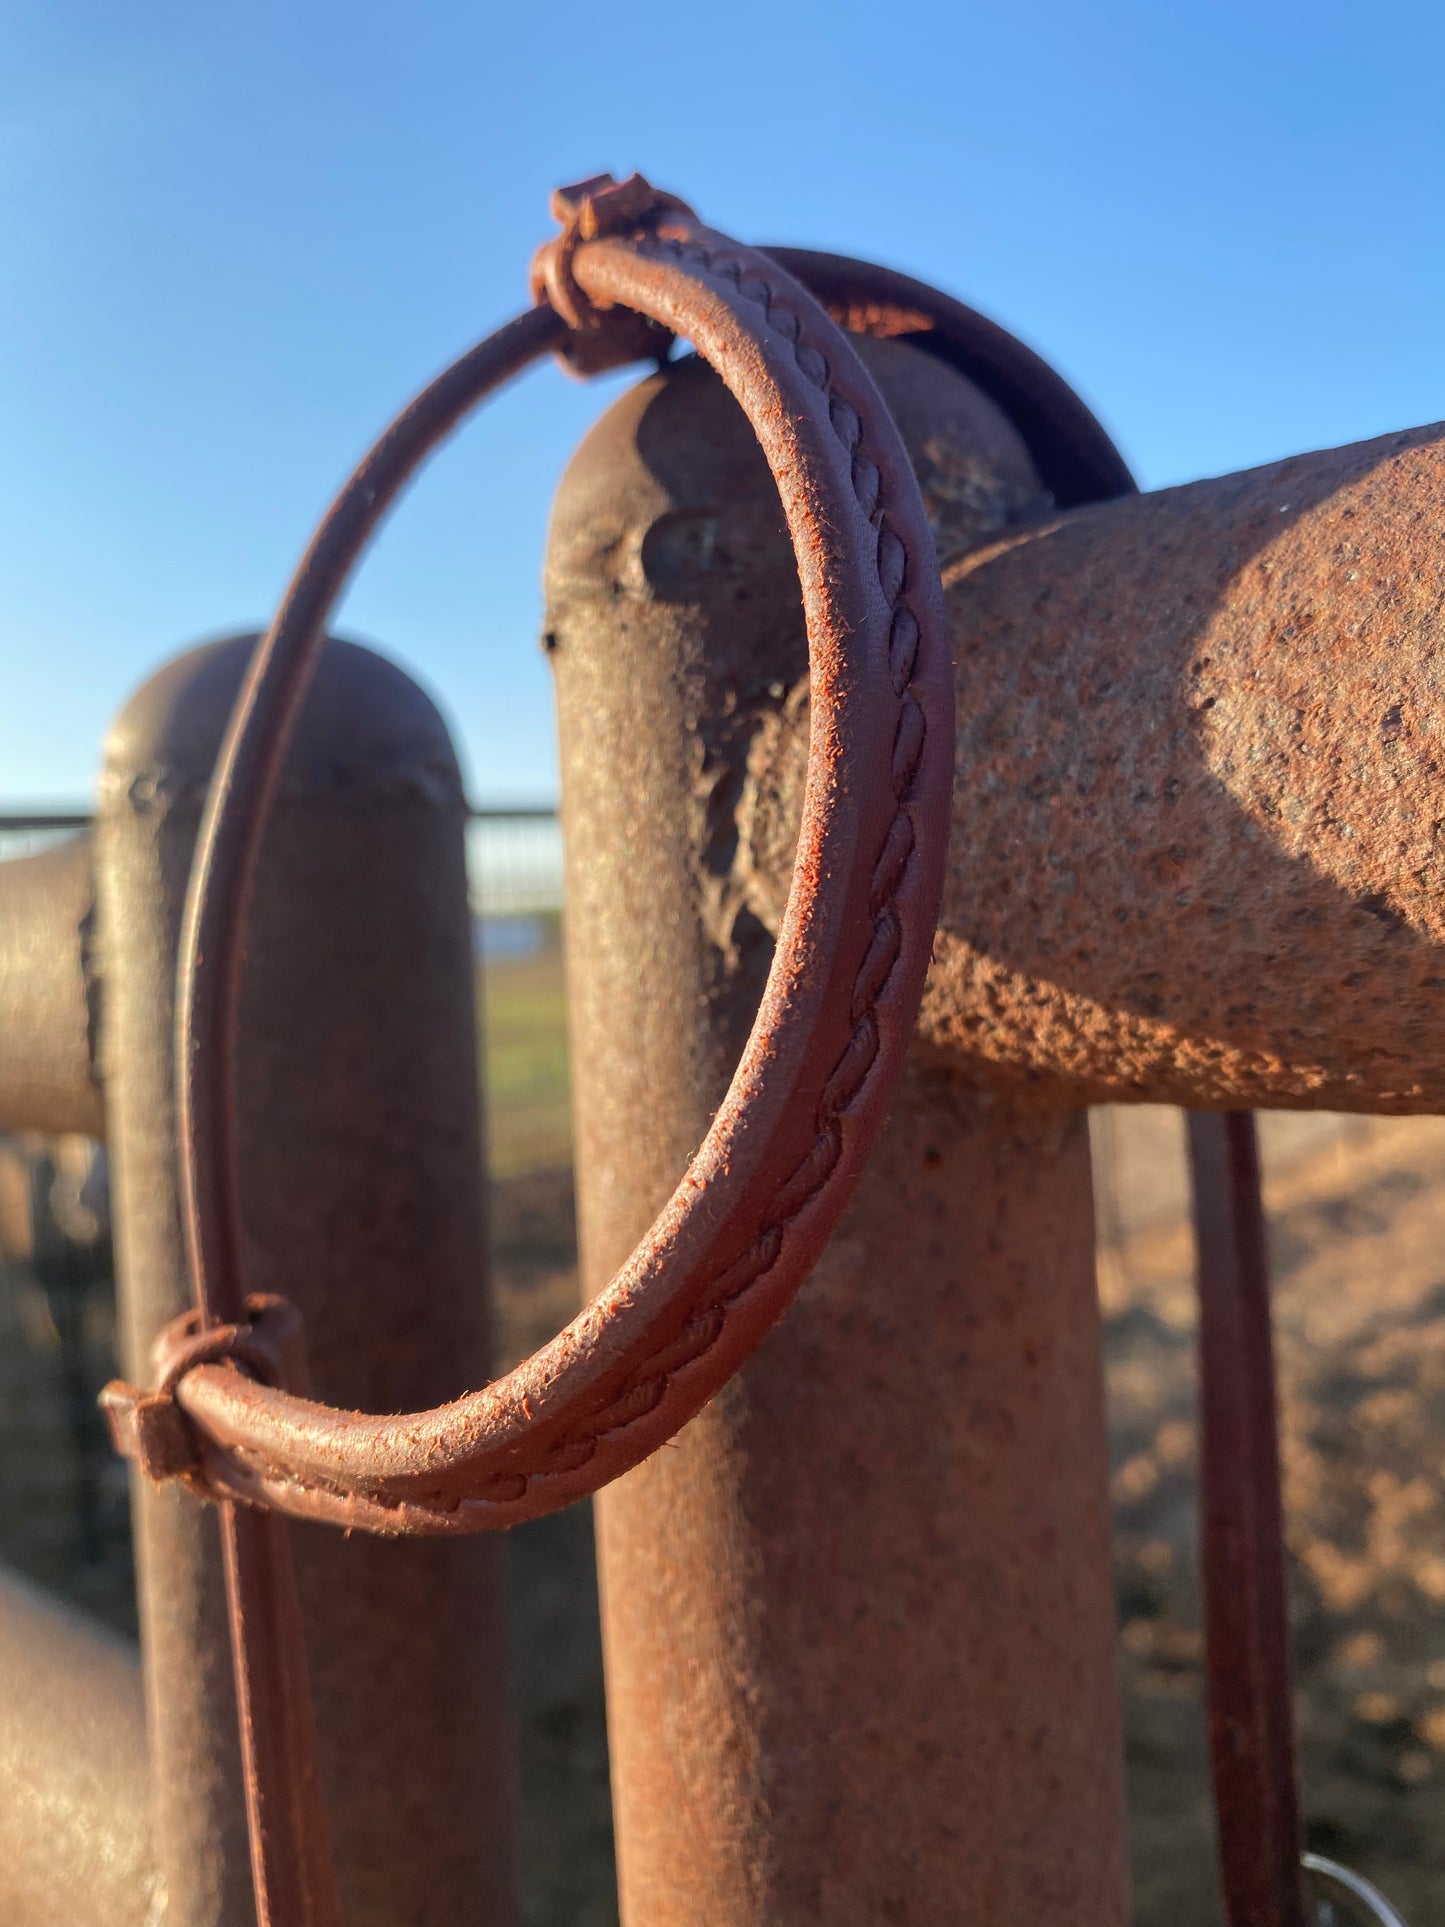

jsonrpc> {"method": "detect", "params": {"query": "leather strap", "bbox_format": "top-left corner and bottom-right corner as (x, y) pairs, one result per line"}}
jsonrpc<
(1188, 1111), (1308, 1927)
(105, 1295), (342, 1926)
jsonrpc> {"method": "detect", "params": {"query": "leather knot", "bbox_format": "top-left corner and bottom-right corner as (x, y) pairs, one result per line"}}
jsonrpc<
(531, 171), (696, 375)
(101, 1293), (308, 1490)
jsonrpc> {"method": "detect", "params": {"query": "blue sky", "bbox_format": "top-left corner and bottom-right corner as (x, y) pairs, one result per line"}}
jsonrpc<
(2, 1), (1441, 806)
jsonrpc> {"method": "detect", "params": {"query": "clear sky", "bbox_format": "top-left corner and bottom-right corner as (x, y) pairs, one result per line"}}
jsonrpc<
(2, 0), (1441, 806)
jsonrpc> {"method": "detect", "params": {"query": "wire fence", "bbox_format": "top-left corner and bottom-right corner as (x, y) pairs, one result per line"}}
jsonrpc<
(0, 808), (565, 917)
(0, 816), (89, 866)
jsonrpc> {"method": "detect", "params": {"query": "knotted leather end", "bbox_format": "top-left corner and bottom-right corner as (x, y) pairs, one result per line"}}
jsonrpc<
(531, 171), (695, 376)
(101, 1382), (199, 1481)
(101, 1293), (309, 1493)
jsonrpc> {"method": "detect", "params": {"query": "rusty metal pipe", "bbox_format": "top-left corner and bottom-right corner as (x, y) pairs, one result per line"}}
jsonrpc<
(95, 634), (519, 1927)
(924, 419), (1445, 1111)
(594, 1084), (1125, 1926)
(0, 1561), (156, 1927)
(548, 341), (1128, 1925)
(0, 835), (103, 1136)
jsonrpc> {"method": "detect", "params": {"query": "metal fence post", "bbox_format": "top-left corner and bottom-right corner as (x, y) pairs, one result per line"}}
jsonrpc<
(95, 633), (519, 1927)
(546, 342), (1130, 1924)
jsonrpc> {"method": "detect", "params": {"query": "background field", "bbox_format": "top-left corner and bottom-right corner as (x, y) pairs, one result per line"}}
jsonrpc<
(481, 920), (571, 1178)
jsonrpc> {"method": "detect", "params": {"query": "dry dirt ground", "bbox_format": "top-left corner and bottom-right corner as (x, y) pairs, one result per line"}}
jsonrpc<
(1103, 1109), (1445, 1926)
(6, 1113), (1445, 1923)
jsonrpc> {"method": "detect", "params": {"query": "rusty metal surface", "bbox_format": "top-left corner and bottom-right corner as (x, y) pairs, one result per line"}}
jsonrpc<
(922, 421), (1445, 1109)
(0, 835), (103, 1136)
(548, 336), (1128, 1925)
(95, 633), (518, 1926)
(613, 402), (1445, 1111)
(0, 1560), (155, 1926)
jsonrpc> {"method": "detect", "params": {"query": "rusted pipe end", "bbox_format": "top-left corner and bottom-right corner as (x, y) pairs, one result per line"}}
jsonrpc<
(928, 421), (1445, 1110)
(546, 337), (1053, 1279)
(100, 630), (466, 820)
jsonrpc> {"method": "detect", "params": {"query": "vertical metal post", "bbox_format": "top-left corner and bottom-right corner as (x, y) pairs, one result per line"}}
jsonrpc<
(548, 343), (1129, 1924)
(95, 634), (519, 1927)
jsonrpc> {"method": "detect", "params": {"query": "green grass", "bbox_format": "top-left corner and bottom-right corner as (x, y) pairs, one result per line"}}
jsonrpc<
(480, 946), (573, 1177)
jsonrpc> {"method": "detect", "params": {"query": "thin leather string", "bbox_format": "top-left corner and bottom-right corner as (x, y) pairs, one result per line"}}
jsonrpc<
(1188, 1111), (1308, 1927)
(172, 303), (566, 1927)
(222, 1505), (343, 1927)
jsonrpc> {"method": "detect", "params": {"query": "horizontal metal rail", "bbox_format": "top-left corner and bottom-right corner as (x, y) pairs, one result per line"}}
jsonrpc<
(0, 805), (560, 828)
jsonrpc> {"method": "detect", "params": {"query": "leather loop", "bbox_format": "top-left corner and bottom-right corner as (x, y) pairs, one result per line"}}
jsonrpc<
(142, 197), (963, 1925)
(164, 189), (958, 1536)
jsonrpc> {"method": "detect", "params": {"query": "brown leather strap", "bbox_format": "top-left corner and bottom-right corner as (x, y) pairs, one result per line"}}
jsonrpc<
(1188, 1111), (1308, 1927)
(221, 1503), (342, 1927)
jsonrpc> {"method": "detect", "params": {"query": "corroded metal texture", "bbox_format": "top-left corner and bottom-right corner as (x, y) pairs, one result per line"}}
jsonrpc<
(584, 402), (1445, 1112)
(548, 339), (1128, 1924)
(94, 635), (518, 1927)
(0, 835), (103, 1136)
(0, 1561), (155, 1926)
(925, 420), (1445, 1109)
(595, 1084), (1125, 1926)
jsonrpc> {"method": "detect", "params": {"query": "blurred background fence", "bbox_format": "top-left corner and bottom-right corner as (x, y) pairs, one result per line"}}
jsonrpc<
(466, 810), (571, 1178)
(0, 806), (574, 1179)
